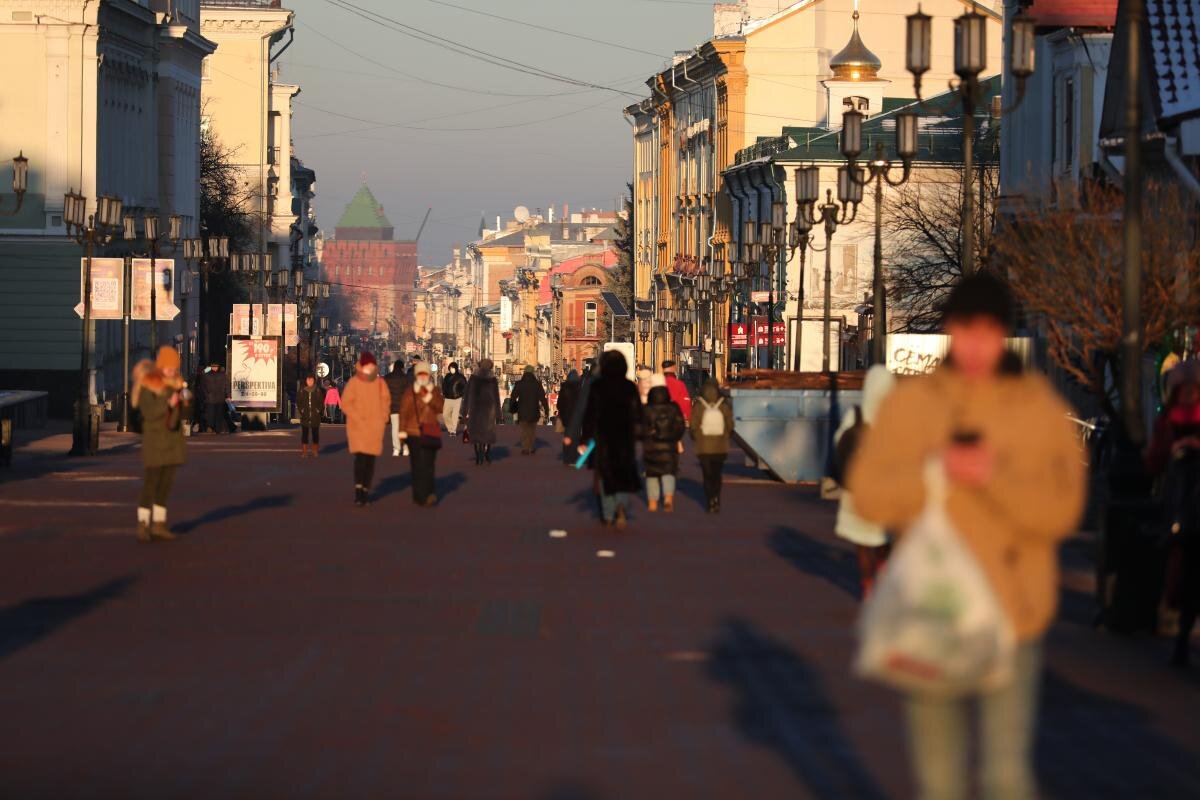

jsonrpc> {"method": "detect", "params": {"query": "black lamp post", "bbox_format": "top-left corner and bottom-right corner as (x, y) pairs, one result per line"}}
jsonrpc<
(794, 164), (861, 373)
(123, 212), (182, 352)
(181, 233), (231, 367)
(840, 106), (919, 364)
(64, 190), (123, 455)
(905, 5), (1036, 276)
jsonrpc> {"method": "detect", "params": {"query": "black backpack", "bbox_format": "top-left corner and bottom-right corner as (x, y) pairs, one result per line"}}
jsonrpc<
(830, 406), (866, 486)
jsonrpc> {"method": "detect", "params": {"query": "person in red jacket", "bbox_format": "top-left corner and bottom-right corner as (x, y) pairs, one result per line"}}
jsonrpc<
(661, 360), (692, 422)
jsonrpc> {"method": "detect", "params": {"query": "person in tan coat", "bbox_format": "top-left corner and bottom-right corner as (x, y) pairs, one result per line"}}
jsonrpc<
(848, 272), (1085, 800)
(340, 352), (391, 506)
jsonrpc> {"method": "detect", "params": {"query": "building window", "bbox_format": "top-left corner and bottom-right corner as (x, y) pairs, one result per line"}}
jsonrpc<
(585, 302), (598, 336)
(581, 276), (601, 286)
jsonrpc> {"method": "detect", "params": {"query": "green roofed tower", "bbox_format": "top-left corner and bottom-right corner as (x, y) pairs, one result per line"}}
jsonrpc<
(335, 184), (394, 241)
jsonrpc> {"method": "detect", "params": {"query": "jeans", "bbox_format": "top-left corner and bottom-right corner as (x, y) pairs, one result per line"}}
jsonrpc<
(698, 454), (726, 502)
(905, 642), (1043, 800)
(301, 425), (320, 445)
(353, 453), (376, 490)
(138, 465), (178, 509)
(410, 443), (438, 503)
(442, 397), (463, 434)
(599, 492), (631, 522)
(390, 413), (403, 454)
(325, 404), (338, 423)
(646, 474), (676, 501)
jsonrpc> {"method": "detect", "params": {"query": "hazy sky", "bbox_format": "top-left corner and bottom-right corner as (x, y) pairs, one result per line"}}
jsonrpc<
(280, 0), (715, 265)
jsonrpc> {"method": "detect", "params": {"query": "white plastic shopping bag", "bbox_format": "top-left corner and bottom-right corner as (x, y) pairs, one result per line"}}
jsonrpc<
(854, 460), (1015, 696)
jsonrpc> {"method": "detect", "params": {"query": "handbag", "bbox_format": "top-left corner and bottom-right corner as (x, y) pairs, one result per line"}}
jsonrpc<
(412, 391), (443, 450)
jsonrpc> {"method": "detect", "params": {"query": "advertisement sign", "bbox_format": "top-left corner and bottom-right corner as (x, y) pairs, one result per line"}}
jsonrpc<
(230, 304), (269, 337)
(886, 334), (1034, 375)
(131, 258), (179, 321)
(75, 258), (125, 320)
(750, 290), (771, 303)
(499, 295), (514, 332)
(753, 319), (787, 347)
(796, 318), (842, 372)
(728, 322), (749, 348)
(228, 336), (282, 411)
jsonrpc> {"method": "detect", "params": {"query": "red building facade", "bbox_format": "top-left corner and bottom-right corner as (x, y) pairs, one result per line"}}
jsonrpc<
(322, 184), (417, 336)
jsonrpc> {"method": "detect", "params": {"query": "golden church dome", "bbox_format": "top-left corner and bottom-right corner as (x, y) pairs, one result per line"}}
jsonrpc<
(829, 11), (882, 81)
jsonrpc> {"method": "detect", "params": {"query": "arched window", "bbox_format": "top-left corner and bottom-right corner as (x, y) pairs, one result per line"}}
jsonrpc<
(585, 301), (598, 336)
(580, 276), (602, 286)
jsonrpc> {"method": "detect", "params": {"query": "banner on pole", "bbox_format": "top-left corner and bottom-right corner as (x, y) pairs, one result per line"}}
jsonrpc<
(728, 322), (749, 349)
(74, 258), (125, 320)
(131, 259), (178, 321)
(228, 335), (282, 412)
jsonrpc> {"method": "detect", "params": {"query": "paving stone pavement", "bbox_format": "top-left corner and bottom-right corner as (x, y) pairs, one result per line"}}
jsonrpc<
(0, 423), (1197, 799)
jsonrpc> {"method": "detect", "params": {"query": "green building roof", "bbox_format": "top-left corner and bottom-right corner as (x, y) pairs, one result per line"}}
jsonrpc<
(336, 184), (392, 230)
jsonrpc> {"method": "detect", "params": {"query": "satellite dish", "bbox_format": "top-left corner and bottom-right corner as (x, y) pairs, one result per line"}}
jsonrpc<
(514, 205), (530, 223)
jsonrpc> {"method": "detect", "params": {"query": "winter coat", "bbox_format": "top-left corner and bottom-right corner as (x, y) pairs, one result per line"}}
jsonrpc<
(557, 373), (581, 427)
(398, 383), (446, 438)
(581, 369), (642, 494)
(324, 386), (341, 406)
(200, 368), (229, 404)
(689, 380), (734, 456)
(511, 373), (549, 423)
(834, 365), (895, 548)
(847, 365), (1087, 641)
(442, 365), (467, 400)
(132, 363), (189, 468)
(663, 371), (692, 421)
(641, 386), (686, 477)
(384, 369), (411, 414)
(296, 384), (323, 428)
(464, 369), (503, 445)
(341, 373), (391, 456)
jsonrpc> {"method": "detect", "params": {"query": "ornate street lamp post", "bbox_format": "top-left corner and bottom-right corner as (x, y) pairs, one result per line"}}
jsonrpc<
(795, 165), (861, 372)
(64, 189), (124, 455)
(841, 107), (919, 364)
(124, 212), (182, 351)
(905, 5), (1036, 276)
(181, 233), (231, 367)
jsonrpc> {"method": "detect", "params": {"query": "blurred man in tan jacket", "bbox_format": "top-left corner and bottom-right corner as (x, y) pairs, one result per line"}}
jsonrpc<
(848, 272), (1086, 800)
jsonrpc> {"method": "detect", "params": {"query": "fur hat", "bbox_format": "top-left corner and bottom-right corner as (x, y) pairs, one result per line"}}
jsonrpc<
(358, 352), (377, 369)
(156, 345), (180, 371)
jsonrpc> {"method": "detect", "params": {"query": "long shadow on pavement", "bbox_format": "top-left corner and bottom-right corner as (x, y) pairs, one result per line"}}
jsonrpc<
(706, 618), (888, 799)
(1038, 668), (1200, 796)
(173, 494), (293, 534)
(437, 471), (467, 500)
(768, 527), (862, 600)
(0, 575), (137, 662)
(374, 473), (412, 500)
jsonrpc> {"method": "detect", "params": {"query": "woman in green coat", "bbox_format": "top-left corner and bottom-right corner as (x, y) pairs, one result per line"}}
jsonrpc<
(131, 346), (191, 541)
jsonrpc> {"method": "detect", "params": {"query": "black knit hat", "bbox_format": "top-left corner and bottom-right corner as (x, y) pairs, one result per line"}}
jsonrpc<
(941, 272), (1016, 329)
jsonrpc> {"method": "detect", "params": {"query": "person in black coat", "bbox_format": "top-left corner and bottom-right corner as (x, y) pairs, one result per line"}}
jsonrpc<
(464, 357), (503, 465)
(511, 366), (550, 454)
(200, 363), (228, 434)
(557, 369), (581, 465)
(384, 358), (410, 456)
(641, 377), (686, 512)
(580, 350), (642, 529)
(441, 361), (468, 435)
(296, 374), (323, 457)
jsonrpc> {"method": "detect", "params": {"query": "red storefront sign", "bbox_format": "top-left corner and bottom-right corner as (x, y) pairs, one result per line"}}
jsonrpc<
(728, 322), (749, 348)
(753, 320), (787, 346)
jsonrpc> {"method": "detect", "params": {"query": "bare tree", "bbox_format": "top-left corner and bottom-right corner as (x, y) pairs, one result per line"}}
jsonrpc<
(993, 181), (1200, 411)
(884, 159), (999, 332)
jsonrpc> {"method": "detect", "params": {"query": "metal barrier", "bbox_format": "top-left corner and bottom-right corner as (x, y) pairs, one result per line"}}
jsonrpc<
(730, 385), (863, 484)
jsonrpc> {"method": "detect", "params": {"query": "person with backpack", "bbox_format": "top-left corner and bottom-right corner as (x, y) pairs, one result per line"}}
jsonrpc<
(847, 273), (1085, 800)
(641, 374), (686, 512)
(690, 378), (734, 513)
(441, 361), (467, 435)
(832, 364), (897, 597)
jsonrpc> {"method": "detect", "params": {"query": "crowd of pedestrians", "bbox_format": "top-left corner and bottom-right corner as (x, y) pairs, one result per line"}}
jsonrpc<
(124, 271), (1197, 799)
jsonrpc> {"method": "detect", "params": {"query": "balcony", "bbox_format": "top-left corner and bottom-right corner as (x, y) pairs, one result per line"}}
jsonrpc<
(200, 1), (283, 8)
